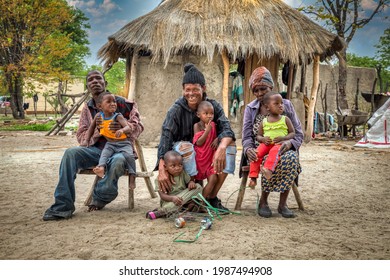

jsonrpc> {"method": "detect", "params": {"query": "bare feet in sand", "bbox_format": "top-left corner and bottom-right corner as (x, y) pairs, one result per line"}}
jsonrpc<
(248, 178), (257, 189)
(93, 166), (105, 178)
(87, 205), (102, 212)
(261, 167), (273, 180)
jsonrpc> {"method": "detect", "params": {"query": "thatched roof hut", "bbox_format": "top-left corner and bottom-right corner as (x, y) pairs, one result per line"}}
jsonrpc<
(98, 0), (344, 143)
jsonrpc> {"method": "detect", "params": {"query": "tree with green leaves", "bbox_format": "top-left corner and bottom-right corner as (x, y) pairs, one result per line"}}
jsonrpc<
(375, 27), (390, 92)
(0, 0), (90, 119)
(375, 27), (390, 68)
(299, 0), (389, 109)
(51, 7), (90, 114)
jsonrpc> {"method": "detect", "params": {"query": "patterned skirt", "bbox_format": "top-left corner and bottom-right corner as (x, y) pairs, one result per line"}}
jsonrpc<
(261, 150), (301, 192)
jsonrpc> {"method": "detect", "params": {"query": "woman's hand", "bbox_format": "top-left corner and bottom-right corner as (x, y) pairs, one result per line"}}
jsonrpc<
(213, 146), (226, 173)
(210, 138), (219, 150)
(246, 147), (258, 163)
(278, 140), (292, 155)
(157, 159), (175, 193)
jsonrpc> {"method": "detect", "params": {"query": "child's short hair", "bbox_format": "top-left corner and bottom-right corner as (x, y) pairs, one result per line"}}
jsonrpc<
(96, 91), (111, 105)
(263, 91), (281, 104)
(163, 150), (182, 163)
(197, 100), (214, 113)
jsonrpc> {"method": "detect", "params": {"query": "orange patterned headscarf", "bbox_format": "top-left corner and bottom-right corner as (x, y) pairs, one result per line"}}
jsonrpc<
(248, 66), (274, 90)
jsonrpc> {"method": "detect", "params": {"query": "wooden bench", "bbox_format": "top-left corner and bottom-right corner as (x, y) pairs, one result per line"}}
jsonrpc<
(234, 166), (304, 211)
(79, 139), (157, 209)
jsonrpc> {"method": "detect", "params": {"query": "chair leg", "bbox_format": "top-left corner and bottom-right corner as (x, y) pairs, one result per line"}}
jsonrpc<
(234, 171), (248, 211)
(84, 175), (100, 206)
(134, 139), (157, 199)
(128, 176), (134, 210)
(292, 182), (304, 211)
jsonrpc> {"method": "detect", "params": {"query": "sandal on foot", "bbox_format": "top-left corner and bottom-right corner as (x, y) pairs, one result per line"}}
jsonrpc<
(146, 210), (164, 220)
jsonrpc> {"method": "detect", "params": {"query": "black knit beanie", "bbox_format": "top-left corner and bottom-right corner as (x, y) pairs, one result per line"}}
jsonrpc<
(182, 63), (206, 86)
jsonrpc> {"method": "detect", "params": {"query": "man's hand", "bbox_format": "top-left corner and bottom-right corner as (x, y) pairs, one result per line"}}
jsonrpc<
(213, 146), (226, 173)
(109, 120), (121, 132)
(96, 115), (103, 130)
(278, 140), (292, 155)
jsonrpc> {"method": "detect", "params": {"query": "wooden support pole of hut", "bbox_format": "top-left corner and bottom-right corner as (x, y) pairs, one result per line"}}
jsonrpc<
(127, 54), (138, 101)
(304, 55), (320, 143)
(222, 48), (230, 115)
(286, 63), (296, 100)
(371, 78), (377, 115)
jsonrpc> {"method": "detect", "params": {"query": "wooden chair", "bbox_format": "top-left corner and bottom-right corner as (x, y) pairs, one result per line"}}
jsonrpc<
(79, 139), (157, 209)
(234, 166), (304, 211)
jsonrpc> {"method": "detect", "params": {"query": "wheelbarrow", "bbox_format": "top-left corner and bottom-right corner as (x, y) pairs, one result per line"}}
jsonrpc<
(336, 109), (369, 137)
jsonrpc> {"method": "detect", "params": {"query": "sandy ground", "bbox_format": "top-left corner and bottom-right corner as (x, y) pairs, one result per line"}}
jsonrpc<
(0, 130), (389, 260)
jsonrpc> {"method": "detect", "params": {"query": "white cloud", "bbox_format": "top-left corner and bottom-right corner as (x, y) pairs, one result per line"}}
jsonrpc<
(102, 0), (120, 13)
(69, 0), (120, 17)
(67, 0), (96, 8)
(361, 0), (378, 10)
(283, 0), (303, 8)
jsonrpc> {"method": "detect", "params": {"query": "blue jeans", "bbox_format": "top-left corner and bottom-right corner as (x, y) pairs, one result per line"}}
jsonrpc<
(223, 145), (237, 174)
(173, 141), (198, 176)
(44, 146), (127, 218)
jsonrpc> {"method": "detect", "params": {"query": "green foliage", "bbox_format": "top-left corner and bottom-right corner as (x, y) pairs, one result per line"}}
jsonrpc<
(51, 7), (91, 78)
(104, 60), (126, 95)
(0, 121), (55, 131)
(375, 28), (390, 70)
(0, 0), (91, 118)
(347, 54), (378, 68)
(347, 53), (390, 92)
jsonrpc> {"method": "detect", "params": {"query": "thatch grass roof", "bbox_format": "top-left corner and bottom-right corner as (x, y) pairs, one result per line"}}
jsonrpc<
(98, 0), (344, 67)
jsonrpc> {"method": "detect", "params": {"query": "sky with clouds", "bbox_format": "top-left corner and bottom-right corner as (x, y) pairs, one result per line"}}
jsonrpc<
(66, 0), (389, 66)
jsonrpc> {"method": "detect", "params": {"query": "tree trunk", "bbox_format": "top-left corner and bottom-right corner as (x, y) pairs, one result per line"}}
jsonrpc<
(338, 49), (349, 110)
(304, 55), (320, 143)
(6, 71), (25, 119)
(57, 80), (68, 115)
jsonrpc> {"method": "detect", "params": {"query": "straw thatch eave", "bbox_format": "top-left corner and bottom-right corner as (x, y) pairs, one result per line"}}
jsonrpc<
(98, 0), (344, 67)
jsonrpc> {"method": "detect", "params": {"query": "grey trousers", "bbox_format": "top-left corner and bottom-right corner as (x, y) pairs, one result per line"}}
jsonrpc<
(99, 141), (136, 175)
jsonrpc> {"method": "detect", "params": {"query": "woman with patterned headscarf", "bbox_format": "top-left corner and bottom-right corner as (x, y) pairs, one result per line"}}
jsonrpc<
(241, 66), (303, 218)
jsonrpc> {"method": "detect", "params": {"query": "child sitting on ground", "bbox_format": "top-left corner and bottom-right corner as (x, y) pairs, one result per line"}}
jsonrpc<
(248, 91), (295, 187)
(82, 92), (136, 189)
(193, 101), (228, 211)
(146, 150), (202, 219)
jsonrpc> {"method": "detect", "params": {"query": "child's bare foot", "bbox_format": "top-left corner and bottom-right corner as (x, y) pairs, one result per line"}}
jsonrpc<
(93, 166), (105, 178)
(261, 167), (273, 180)
(248, 178), (257, 189)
